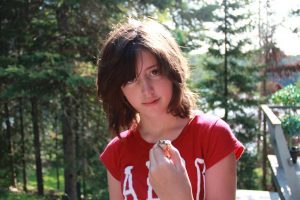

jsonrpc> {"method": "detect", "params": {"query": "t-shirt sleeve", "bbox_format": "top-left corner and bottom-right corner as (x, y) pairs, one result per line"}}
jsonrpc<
(99, 137), (121, 181)
(204, 118), (244, 169)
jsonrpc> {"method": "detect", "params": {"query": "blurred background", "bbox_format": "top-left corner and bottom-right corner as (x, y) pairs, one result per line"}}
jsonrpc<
(0, 0), (299, 199)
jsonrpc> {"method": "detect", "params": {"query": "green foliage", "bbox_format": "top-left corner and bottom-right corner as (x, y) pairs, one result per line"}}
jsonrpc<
(271, 84), (300, 106)
(281, 115), (300, 136)
(271, 84), (300, 142)
(237, 151), (260, 189)
(0, 0), (114, 198)
(200, 0), (258, 116)
(167, 1), (217, 51)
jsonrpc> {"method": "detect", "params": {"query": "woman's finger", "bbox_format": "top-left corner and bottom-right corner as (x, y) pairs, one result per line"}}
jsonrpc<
(168, 145), (185, 169)
(149, 144), (158, 167)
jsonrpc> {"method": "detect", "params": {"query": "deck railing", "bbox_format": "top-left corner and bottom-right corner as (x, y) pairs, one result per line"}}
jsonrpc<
(261, 104), (300, 200)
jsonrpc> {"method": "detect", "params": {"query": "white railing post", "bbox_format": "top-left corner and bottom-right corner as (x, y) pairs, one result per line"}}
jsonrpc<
(261, 105), (300, 199)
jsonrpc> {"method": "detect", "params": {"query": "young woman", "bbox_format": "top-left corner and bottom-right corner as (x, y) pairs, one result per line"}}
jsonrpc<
(97, 19), (244, 200)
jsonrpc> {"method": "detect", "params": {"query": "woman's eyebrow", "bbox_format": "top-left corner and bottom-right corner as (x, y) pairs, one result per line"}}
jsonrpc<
(145, 64), (158, 70)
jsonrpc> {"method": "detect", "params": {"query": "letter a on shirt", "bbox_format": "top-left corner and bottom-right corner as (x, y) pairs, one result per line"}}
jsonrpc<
(123, 166), (138, 200)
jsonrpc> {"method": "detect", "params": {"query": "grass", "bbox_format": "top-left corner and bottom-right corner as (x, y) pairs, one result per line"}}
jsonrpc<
(0, 189), (47, 200)
(27, 167), (64, 191)
(2, 166), (65, 199)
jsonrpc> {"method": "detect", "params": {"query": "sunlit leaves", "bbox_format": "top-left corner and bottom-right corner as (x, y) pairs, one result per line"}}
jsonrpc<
(271, 84), (300, 106)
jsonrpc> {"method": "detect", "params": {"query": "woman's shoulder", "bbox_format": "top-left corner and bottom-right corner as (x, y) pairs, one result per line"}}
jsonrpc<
(100, 130), (134, 161)
(191, 110), (226, 127)
(187, 111), (233, 139)
(105, 130), (133, 147)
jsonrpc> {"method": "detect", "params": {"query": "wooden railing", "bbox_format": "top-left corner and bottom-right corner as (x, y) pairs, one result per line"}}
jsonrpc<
(261, 105), (300, 200)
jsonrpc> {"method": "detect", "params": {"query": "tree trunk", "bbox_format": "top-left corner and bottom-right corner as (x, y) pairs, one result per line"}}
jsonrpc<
(4, 102), (17, 187)
(223, 0), (229, 121)
(30, 97), (44, 195)
(55, 133), (60, 191)
(19, 98), (27, 192)
(74, 100), (81, 200)
(81, 99), (88, 198)
(56, 2), (77, 198)
(62, 96), (77, 200)
(54, 113), (60, 191)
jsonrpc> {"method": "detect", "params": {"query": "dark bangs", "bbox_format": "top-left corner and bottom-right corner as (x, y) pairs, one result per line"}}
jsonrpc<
(97, 28), (145, 136)
(113, 33), (142, 88)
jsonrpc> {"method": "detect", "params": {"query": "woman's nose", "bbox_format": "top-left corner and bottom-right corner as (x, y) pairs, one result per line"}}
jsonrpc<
(140, 78), (154, 96)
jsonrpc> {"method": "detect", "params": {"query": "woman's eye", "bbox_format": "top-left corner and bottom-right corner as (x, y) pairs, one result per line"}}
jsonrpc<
(151, 68), (160, 76)
(126, 79), (136, 84)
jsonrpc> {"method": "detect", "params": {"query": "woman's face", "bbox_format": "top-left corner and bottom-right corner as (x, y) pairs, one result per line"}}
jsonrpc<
(121, 50), (173, 118)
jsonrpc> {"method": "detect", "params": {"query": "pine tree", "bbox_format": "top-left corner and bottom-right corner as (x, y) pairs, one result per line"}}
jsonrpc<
(198, 0), (261, 189)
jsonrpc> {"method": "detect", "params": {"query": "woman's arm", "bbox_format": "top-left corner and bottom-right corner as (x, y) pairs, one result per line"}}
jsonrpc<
(205, 153), (237, 200)
(107, 170), (123, 200)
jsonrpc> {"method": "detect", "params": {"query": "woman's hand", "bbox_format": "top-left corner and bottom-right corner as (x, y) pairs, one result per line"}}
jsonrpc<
(149, 142), (193, 200)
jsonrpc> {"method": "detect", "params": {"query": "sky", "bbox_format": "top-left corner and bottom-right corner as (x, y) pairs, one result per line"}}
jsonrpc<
(191, 0), (300, 56)
(264, 0), (300, 56)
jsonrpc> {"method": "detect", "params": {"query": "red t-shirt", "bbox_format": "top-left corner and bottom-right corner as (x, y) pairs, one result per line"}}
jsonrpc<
(100, 113), (244, 200)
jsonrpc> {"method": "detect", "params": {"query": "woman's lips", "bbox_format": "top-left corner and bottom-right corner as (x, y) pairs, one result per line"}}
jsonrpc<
(142, 98), (159, 105)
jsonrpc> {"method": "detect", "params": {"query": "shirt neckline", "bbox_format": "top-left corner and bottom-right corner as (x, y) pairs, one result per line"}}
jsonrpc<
(132, 114), (198, 148)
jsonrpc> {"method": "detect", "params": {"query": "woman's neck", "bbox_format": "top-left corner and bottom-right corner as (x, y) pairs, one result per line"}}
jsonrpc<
(137, 113), (190, 143)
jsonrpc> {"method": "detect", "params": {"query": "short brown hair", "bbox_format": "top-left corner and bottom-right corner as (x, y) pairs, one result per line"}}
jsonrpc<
(97, 19), (196, 137)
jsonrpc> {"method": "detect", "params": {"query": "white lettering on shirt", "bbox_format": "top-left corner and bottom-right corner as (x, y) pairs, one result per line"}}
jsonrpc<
(122, 158), (205, 200)
(123, 166), (138, 200)
(195, 158), (206, 200)
(146, 161), (159, 200)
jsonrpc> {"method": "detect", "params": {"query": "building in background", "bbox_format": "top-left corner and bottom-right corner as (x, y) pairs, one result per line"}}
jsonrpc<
(262, 47), (300, 95)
